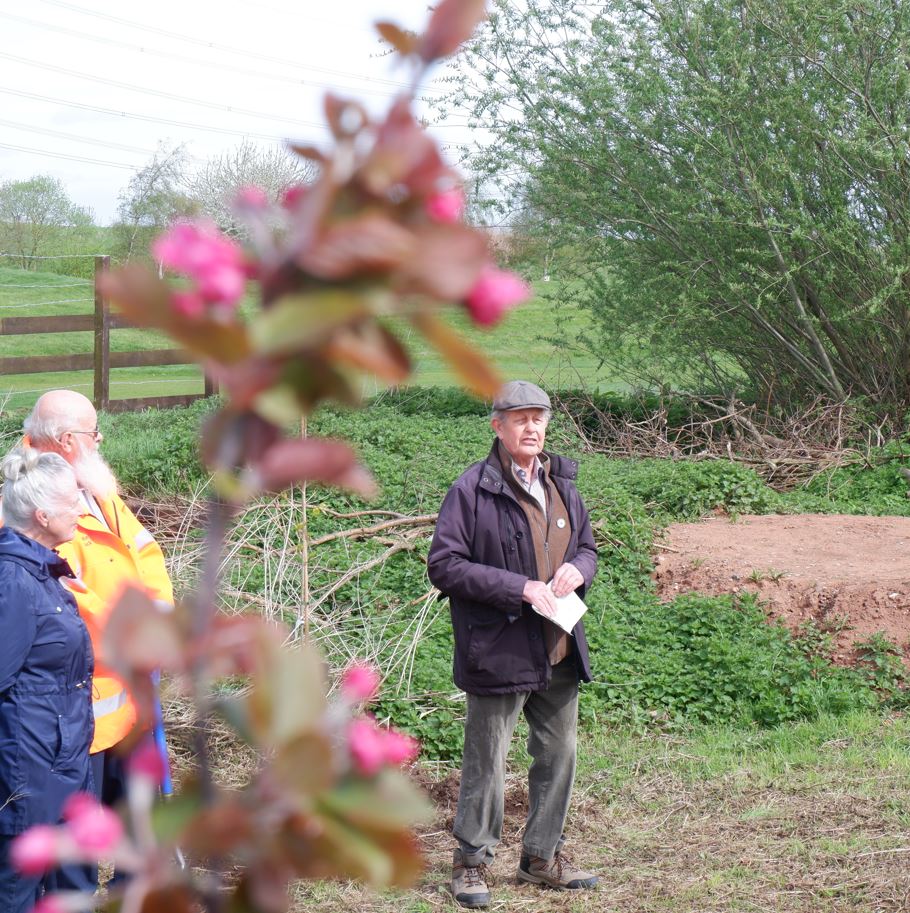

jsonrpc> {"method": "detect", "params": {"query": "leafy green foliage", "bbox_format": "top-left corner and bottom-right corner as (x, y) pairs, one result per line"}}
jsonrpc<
(4, 392), (905, 759)
(454, 0), (910, 410)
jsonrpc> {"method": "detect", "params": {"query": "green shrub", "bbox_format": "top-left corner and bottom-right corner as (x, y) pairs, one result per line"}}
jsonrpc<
(2, 389), (906, 759)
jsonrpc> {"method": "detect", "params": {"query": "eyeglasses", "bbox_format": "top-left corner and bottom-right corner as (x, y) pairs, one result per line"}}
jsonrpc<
(67, 428), (102, 441)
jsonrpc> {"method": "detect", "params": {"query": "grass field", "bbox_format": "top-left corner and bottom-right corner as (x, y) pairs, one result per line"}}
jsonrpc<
(0, 263), (613, 412)
(285, 710), (910, 912)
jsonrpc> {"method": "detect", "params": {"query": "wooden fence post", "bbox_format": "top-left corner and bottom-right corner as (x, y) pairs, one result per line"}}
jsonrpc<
(93, 255), (110, 412)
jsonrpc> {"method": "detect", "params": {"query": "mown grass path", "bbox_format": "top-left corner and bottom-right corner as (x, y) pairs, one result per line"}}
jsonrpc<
(288, 712), (910, 912)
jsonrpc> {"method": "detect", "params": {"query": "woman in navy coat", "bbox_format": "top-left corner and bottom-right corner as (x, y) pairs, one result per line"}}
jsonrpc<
(0, 447), (94, 912)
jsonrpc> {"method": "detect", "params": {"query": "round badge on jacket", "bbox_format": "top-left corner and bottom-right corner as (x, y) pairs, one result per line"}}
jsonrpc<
(556, 518), (566, 528)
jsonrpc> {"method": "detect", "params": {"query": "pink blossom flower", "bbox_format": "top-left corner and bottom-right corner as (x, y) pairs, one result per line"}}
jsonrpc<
(348, 718), (420, 774)
(465, 266), (531, 326)
(10, 825), (60, 876)
(235, 185), (268, 208)
(341, 663), (381, 702)
(425, 187), (465, 223)
(281, 184), (308, 209)
(128, 740), (167, 786)
(63, 793), (124, 855)
(348, 718), (386, 776)
(153, 220), (248, 310)
(171, 290), (205, 319)
(61, 792), (96, 823)
(196, 262), (247, 307)
(383, 729), (419, 766)
(32, 897), (68, 913)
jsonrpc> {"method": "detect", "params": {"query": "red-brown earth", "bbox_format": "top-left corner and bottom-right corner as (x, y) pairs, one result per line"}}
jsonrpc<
(653, 514), (910, 663)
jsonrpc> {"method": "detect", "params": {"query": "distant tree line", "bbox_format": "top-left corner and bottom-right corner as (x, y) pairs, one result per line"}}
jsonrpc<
(0, 140), (315, 273)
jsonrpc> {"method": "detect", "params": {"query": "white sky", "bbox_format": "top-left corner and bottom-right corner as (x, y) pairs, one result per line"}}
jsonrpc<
(0, 0), (478, 224)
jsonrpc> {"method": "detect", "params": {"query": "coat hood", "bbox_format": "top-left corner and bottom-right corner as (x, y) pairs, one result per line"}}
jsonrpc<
(0, 526), (73, 580)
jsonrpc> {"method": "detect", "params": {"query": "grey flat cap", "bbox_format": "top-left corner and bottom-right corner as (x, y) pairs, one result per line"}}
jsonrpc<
(493, 380), (551, 411)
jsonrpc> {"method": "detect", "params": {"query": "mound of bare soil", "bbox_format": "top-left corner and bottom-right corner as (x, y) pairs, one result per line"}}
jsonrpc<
(653, 514), (910, 663)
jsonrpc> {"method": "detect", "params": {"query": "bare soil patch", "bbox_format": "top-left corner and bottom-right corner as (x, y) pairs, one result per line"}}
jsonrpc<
(654, 514), (910, 662)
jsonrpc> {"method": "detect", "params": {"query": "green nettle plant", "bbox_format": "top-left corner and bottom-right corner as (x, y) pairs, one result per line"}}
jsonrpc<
(9, 3), (533, 911)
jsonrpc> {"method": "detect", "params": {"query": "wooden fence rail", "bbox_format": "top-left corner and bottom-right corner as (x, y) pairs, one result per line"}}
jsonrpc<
(0, 256), (215, 413)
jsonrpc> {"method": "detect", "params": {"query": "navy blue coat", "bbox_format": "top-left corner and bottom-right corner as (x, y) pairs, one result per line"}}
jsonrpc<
(0, 527), (94, 835)
(427, 442), (598, 695)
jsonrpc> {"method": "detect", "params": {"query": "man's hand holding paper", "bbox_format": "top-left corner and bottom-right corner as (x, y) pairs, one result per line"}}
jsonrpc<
(524, 563), (588, 633)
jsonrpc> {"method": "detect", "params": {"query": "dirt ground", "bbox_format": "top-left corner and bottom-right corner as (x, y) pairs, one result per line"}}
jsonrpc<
(653, 514), (910, 662)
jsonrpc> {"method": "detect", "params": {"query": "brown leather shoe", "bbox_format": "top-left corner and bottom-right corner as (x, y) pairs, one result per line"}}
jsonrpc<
(451, 848), (491, 908)
(517, 851), (599, 890)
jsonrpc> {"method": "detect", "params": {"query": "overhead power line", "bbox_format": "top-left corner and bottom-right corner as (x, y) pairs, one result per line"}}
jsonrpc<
(0, 51), (328, 129)
(0, 87), (301, 143)
(0, 117), (161, 157)
(33, 0), (445, 93)
(0, 141), (139, 170)
(0, 10), (419, 101)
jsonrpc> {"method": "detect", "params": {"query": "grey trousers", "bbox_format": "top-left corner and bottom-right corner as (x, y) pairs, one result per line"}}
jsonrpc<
(454, 658), (579, 866)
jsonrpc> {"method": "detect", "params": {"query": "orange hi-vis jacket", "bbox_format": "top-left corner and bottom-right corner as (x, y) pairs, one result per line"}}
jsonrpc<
(55, 493), (173, 754)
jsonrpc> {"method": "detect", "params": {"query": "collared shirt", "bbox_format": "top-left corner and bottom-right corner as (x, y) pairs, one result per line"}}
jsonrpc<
(512, 456), (547, 516)
(79, 490), (109, 529)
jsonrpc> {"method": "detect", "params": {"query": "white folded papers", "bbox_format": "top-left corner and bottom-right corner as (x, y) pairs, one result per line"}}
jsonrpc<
(530, 587), (588, 634)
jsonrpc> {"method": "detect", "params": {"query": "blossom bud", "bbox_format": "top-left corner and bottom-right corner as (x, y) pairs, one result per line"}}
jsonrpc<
(128, 740), (168, 786)
(281, 184), (309, 209)
(348, 718), (386, 776)
(425, 187), (464, 223)
(153, 220), (248, 309)
(465, 266), (531, 326)
(171, 291), (205, 319)
(10, 825), (60, 876)
(340, 663), (381, 702)
(63, 793), (124, 855)
(235, 185), (269, 209)
(32, 897), (68, 913)
(383, 729), (419, 766)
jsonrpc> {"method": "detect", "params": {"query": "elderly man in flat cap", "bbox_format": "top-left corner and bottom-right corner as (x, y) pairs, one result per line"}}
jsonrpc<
(428, 380), (599, 908)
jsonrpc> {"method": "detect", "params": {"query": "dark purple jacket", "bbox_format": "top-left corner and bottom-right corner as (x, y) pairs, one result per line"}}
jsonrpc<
(427, 442), (597, 695)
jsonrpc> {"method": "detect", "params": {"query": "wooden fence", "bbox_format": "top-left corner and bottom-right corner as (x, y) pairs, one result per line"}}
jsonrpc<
(0, 256), (214, 414)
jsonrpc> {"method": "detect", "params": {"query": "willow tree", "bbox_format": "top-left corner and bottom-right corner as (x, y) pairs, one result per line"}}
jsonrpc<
(452, 0), (910, 410)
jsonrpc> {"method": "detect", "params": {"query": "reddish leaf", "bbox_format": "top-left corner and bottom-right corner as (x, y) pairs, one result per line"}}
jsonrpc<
(299, 213), (416, 281)
(242, 860), (299, 913)
(398, 224), (487, 300)
(418, 0), (487, 62)
(205, 357), (283, 410)
(360, 99), (448, 196)
(288, 143), (328, 165)
(325, 324), (411, 383)
(139, 884), (197, 913)
(375, 21), (418, 56)
(200, 615), (286, 680)
(247, 437), (377, 499)
(103, 585), (187, 674)
(410, 311), (501, 398)
(102, 585), (187, 724)
(99, 264), (251, 364)
(323, 93), (369, 140)
(273, 732), (335, 795)
(182, 797), (256, 858)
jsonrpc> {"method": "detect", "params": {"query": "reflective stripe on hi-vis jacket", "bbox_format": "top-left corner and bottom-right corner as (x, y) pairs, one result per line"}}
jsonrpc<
(92, 687), (130, 720)
(56, 491), (173, 753)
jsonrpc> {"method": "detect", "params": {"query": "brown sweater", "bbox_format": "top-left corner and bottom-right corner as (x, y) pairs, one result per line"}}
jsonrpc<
(498, 443), (573, 664)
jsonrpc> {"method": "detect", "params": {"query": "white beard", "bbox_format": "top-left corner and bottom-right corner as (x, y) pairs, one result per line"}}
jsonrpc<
(72, 448), (118, 501)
